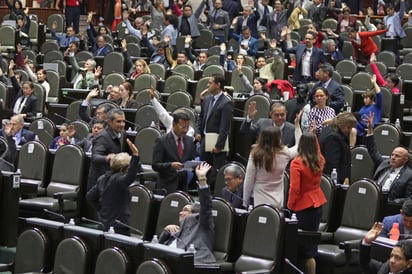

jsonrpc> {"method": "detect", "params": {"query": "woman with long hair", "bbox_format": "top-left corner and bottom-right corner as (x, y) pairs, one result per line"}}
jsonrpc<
(115, 81), (138, 109)
(288, 132), (326, 274)
(243, 111), (302, 208)
(129, 59), (151, 80)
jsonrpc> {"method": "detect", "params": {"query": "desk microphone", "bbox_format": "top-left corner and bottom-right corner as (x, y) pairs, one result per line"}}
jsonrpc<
(43, 208), (66, 223)
(81, 217), (104, 230)
(284, 258), (304, 274)
(222, 187), (245, 202)
(115, 219), (144, 236)
(53, 112), (72, 123)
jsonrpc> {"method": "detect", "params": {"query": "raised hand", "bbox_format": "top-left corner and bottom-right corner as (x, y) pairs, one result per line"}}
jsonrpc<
(247, 101), (258, 119)
(364, 222), (383, 244)
(126, 138), (139, 156)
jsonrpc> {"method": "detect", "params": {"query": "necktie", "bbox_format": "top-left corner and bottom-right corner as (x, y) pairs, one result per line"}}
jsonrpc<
(264, 5), (269, 15)
(378, 167), (393, 188)
(177, 138), (183, 159)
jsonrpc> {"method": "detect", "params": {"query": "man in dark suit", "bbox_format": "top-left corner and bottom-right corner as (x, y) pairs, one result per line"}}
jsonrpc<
(207, 0), (230, 43)
(152, 112), (196, 194)
(266, 0), (294, 41)
(218, 164), (245, 209)
(380, 199), (412, 239)
(365, 114), (412, 205)
(178, 2), (206, 38)
(9, 60), (38, 121)
(306, 0), (327, 27)
(87, 33), (112, 57)
(159, 162), (216, 263)
(233, 5), (259, 39)
(309, 64), (345, 114)
(0, 115), (35, 147)
(240, 102), (296, 146)
(195, 74), (233, 173)
(87, 109), (126, 191)
(283, 30), (326, 84)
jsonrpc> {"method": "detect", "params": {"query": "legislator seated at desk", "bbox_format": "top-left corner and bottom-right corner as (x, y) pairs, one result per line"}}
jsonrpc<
(381, 199), (412, 240)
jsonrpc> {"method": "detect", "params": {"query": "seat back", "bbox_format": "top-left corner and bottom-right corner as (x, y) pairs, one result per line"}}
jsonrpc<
(235, 205), (284, 273)
(194, 29), (214, 49)
(135, 89), (160, 107)
(194, 77), (209, 106)
(321, 18), (337, 30)
(95, 247), (130, 274)
(48, 145), (85, 197)
(40, 40), (60, 55)
(365, 61), (387, 76)
(0, 25), (16, 52)
(44, 50), (64, 63)
(377, 50), (396, 68)
(212, 197), (234, 262)
(396, 63), (412, 80)
(0, 82), (8, 107)
(335, 59), (357, 79)
(350, 146), (375, 183)
(76, 50), (94, 62)
(155, 191), (193, 235)
(136, 258), (172, 274)
(283, 171), (290, 209)
(66, 100), (91, 122)
(230, 66), (254, 93)
(103, 52), (125, 76)
(18, 141), (49, 186)
(133, 74), (157, 92)
(373, 123), (401, 157)
(202, 65), (225, 77)
(47, 14), (64, 34)
(341, 84), (353, 108)
(149, 63), (166, 80)
(379, 87), (393, 123)
(134, 127), (161, 165)
(350, 72), (372, 91)
(244, 95), (271, 119)
(165, 91), (192, 112)
(32, 82), (46, 115)
(134, 105), (159, 130)
(173, 64), (195, 80)
(172, 106), (197, 128)
(334, 179), (379, 243)
(126, 42), (141, 57)
(14, 228), (49, 274)
(213, 161), (245, 197)
(28, 118), (56, 146)
(53, 237), (90, 274)
(71, 120), (91, 140)
(46, 70), (60, 99)
(163, 75), (188, 94)
(319, 175), (335, 232)
(129, 183), (153, 239)
(102, 72), (126, 90)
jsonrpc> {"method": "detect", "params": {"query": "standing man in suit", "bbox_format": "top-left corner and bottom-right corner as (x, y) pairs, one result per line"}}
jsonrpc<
(9, 60), (38, 121)
(306, 0), (326, 27)
(152, 113), (196, 194)
(240, 102), (296, 146)
(233, 5), (260, 39)
(365, 114), (412, 205)
(380, 199), (412, 239)
(87, 108), (126, 191)
(282, 30), (326, 84)
(267, 0), (294, 41)
(195, 74), (233, 178)
(207, 0), (230, 44)
(178, 2), (206, 39)
(309, 64), (345, 114)
(231, 26), (259, 57)
(159, 162), (216, 263)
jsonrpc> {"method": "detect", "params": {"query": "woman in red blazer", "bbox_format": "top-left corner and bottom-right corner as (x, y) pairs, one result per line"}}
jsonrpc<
(288, 132), (326, 274)
(349, 27), (389, 64)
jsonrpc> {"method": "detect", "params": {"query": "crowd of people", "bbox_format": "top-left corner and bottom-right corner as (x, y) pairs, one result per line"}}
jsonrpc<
(2, 0), (412, 271)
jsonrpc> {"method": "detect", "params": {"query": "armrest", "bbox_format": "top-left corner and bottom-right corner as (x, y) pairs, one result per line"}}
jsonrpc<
(339, 239), (361, 253)
(243, 270), (271, 274)
(0, 263), (13, 271)
(298, 229), (322, 245)
(319, 231), (334, 243)
(53, 191), (78, 200)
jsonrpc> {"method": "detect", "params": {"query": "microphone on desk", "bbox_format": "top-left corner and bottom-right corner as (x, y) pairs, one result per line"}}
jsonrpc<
(43, 209), (66, 223)
(115, 219), (144, 236)
(81, 217), (104, 230)
(284, 258), (304, 274)
(53, 112), (72, 123)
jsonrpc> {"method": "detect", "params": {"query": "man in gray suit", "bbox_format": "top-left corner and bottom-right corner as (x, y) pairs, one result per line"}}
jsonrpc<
(178, 2), (206, 38)
(240, 102), (296, 146)
(152, 112), (196, 194)
(159, 162), (216, 263)
(207, 0), (230, 43)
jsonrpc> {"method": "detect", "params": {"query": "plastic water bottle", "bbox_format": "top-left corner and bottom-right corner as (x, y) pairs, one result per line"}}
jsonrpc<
(331, 168), (338, 184)
(395, 118), (401, 130)
(68, 218), (75, 225)
(247, 205), (253, 212)
(150, 121), (156, 128)
(389, 223), (400, 241)
(107, 226), (115, 234)
(291, 213), (297, 221)
(187, 244), (196, 253)
(151, 235), (159, 244)
(70, 137), (76, 145)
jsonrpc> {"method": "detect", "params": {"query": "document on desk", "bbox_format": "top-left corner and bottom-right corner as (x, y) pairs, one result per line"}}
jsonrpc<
(205, 133), (229, 152)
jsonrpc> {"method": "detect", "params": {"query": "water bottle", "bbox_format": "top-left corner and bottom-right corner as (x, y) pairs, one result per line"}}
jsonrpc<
(291, 213), (297, 221)
(395, 118), (401, 130)
(70, 137), (76, 145)
(331, 168), (338, 184)
(247, 205), (253, 212)
(107, 226), (115, 234)
(150, 121), (156, 128)
(187, 244), (196, 253)
(68, 218), (75, 225)
(151, 235), (159, 244)
(34, 135), (40, 142)
(389, 223), (400, 241)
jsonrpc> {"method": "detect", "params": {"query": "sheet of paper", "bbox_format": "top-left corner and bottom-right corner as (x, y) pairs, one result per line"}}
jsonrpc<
(205, 133), (229, 152)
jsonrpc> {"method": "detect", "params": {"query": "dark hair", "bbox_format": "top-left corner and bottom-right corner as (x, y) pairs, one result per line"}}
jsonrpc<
(362, 89), (376, 102)
(296, 84), (308, 102)
(172, 112), (190, 124)
(183, 4), (192, 9)
(314, 87), (330, 104)
(121, 81), (134, 99)
(385, 73), (400, 86)
(91, 118), (106, 127)
(252, 126), (283, 172)
(254, 77), (268, 93)
(319, 63), (334, 77)
(166, 15), (178, 29)
(211, 73), (225, 89)
(241, 25), (250, 32)
(298, 132), (323, 173)
(402, 199), (412, 216)
(97, 103), (116, 114)
(22, 81), (33, 89)
(108, 108), (125, 121)
(394, 240), (412, 260)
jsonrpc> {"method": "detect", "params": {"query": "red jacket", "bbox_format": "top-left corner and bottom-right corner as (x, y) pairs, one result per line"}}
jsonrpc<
(351, 28), (388, 60)
(288, 154), (326, 212)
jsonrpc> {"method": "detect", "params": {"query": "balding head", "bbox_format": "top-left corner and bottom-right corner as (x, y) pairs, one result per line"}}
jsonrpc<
(390, 147), (409, 168)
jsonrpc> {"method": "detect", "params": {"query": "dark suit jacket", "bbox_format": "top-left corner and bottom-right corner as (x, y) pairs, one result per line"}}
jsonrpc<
(87, 28), (112, 57)
(152, 132), (196, 194)
(319, 125), (351, 184)
(283, 44), (325, 82)
(235, 12), (260, 38)
(364, 135), (412, 204)
(0, 128), (35, 146)
(196, 93), (233, 150)
(230, 32), (259, 57)
(87, 127), (125, 190)
(219, 185), (244, 209)
(208, 8), (230, 38)
(11, 76), (38, 121)
(266, 5), (293, 40)
(87, 155), (142, 233)
(159, 186), (216, 263)
(240, 118), (295, 147)
(310, 79), (345, 114)
(360, 243), (412, 274)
